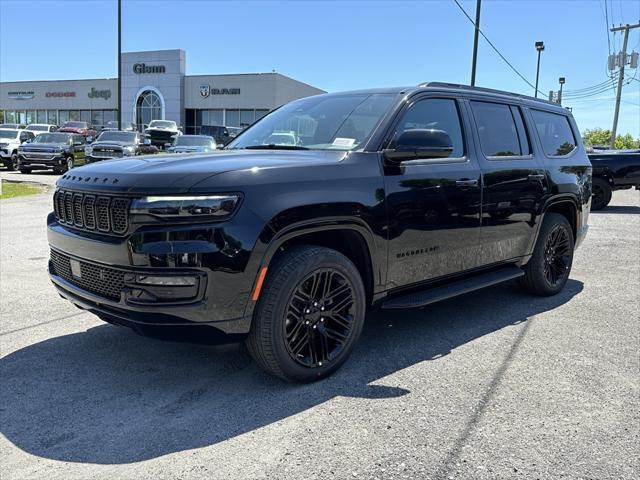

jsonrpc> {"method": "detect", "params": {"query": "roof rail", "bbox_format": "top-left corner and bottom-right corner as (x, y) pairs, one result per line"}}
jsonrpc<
(417, 82), (558, 106)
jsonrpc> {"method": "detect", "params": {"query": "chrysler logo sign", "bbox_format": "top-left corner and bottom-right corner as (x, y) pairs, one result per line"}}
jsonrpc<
(7, 90), (35, 100)
(133, 63), (166, 74)
(199, 84), (240, 97)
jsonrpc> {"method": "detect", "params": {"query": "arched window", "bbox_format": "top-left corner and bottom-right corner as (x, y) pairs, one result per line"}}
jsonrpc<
(135, 90), (162, 131)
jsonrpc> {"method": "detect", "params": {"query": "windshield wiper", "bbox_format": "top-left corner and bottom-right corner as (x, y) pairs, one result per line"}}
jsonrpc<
(243, 144), (309, 150)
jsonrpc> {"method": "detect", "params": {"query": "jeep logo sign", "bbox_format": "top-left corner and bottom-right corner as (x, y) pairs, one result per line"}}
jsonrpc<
(88, 87), (111, 100)
(132, 63), (166, 74)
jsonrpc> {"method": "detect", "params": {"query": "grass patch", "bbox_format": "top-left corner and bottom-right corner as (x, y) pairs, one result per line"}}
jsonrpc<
(0, 181), (43, 200)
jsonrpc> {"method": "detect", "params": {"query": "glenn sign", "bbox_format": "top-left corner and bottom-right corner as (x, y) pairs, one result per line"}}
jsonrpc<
(133, 63), (166, 74)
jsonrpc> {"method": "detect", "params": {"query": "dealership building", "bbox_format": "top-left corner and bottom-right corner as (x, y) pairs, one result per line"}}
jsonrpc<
(0, 49), (325, 133)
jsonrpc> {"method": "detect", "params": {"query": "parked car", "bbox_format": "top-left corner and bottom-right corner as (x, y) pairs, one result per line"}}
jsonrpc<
(144, 120), (181, 148)
(199, 125), (241, 146)
(47, 83), (591, 382)
(102, 121), (136, 132)
(17, 132), (85, 174)
(85, 130), (155, 163)
(26, 124), (58, 136)
(0, 129), (35, 170)
(57, 121), (97, 140)
(588, 149), (640, 210)
(165, 135), (216, 153)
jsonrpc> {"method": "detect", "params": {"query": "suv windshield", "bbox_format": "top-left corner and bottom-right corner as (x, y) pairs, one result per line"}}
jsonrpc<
(227, 94), (395, 151)
(32, 133), (70, 144)
(149, 120), (176, 129)
(174, 136), (212, 146)
(98, 131), (137, 142)
(28, 125), (49, 131)
(63, 122), (87, 128)
(0, 129), (19, 139)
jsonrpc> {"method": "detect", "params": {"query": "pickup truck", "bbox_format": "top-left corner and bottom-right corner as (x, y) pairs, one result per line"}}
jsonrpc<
(588, 150), (640, 210)
(47, 83), (591, 382)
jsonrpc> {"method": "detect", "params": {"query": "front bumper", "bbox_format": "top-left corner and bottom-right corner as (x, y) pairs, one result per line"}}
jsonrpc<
(47, 208), (265, 336)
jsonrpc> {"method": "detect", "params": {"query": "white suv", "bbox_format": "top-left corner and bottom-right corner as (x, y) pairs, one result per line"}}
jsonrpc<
(0, 129), (35, 170)
(25, 124), (57, 136)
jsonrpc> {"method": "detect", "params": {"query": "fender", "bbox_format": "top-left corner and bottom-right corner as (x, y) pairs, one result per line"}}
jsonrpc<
(242, 216), (383, 319)
(519, 194), (581, 266)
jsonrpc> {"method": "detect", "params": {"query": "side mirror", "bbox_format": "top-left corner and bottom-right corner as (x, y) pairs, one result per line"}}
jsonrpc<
(86, 136), (94, 143)
(383, 129), (453, 162)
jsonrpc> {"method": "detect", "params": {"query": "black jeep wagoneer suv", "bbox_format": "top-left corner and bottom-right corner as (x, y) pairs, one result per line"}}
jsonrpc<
(48, 83), (591, 382)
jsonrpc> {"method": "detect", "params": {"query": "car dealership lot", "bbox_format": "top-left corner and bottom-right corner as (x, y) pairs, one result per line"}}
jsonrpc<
(1, 186), (638, 479)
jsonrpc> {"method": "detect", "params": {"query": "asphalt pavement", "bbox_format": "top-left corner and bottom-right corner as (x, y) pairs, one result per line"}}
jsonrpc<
(0, 181), (638, 480)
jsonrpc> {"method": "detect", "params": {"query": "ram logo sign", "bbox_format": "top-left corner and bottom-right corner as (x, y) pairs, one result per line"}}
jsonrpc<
(199, 84), (210, 98)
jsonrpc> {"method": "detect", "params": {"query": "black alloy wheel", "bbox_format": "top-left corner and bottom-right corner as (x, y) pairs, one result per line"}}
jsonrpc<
(284, 269), (355, 368)
(9, 152), (19, 171)
(542, 225), (571, 288)
(591, 177), (612, 211)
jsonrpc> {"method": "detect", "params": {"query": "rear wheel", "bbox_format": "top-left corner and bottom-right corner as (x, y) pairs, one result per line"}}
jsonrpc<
(8, 151), (19, 171)
(591, 177), (612, 211)
(519, 213), (574, 296)
(65, 156), (74, 172)
(246, 245), (366, 382)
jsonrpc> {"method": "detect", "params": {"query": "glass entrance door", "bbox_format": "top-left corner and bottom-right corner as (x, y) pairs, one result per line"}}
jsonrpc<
(135, 90), (162, 131)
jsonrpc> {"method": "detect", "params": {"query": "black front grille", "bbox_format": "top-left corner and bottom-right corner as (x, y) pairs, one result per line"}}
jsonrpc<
(50, 250), (125, 301)
(54, 189), (130, 235)
(92, 147), (123, 158)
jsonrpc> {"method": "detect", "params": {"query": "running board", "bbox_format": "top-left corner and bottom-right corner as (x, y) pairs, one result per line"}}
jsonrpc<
(381, 266), (524, 310)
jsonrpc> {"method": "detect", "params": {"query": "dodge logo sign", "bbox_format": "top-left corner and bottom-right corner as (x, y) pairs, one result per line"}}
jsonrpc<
(200, 84), (210, 98)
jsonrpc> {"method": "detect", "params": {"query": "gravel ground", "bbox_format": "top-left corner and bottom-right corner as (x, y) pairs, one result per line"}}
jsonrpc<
(1, 187), (638, 480)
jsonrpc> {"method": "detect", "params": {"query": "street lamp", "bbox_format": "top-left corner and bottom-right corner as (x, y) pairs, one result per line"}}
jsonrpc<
(558, 77), (566, 105)
(534, 41), (545, 98)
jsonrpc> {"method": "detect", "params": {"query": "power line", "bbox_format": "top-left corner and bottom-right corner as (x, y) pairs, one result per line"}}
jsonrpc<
(451, 0), (547, 96)
(563, 75), (619, 94)
(603, 0), (612, 54)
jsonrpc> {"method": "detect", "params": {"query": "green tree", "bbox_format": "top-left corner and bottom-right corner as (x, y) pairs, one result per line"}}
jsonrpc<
(582, 128), (640, 149)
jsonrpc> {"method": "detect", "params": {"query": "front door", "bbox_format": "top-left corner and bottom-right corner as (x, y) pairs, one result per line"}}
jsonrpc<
(466, 99), (548, 264)
(383, 97), (483, 290)
(135, 90), (163, 132)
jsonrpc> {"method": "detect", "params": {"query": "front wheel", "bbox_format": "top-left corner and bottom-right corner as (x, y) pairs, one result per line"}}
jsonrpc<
(591, 177), (612, 211)
(65, 156), (74, 172)
(246, 245), (366, 382)
(8, 151), (19, 171)
(519, 213), (574, 296)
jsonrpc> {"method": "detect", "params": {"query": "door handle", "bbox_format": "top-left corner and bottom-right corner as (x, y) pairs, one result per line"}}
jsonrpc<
(455, 179), (478, 187)
(528, 174), (545, 182)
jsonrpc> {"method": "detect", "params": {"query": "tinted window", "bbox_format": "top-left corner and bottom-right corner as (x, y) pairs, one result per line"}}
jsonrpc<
(392, 98), (464, 158)
(531, 110), (576, 156)
(470, 101), (523, 157)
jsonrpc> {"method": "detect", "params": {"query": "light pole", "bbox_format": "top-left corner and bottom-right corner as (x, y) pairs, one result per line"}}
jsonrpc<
(117, 0), (121, 129)
(558, 77), (565, 105)
(534, 41), (545, 98)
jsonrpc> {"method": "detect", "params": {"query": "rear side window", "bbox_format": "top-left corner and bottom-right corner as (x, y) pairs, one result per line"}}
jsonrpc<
(392, 98), (464, 158)
(470, 101), (525, 157)
(531, 110), (577, 156)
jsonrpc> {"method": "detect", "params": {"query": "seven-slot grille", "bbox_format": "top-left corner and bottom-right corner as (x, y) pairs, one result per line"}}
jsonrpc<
(54, 189), (130, 235)
(49, 249), (125, 301)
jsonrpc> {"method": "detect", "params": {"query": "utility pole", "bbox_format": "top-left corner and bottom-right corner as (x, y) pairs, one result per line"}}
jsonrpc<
(534, 41), (545, 98)
(558, 77), (565, 105)
(470, 0), (481, 86)
(117, 0), (122, 129)
(610, 23), (640, 149)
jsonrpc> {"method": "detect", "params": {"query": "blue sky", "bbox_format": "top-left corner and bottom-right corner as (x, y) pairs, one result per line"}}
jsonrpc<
(1, 0), (638, 135)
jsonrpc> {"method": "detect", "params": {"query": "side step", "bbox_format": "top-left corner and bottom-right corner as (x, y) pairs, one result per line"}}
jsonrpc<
(381, 265), (524, 310)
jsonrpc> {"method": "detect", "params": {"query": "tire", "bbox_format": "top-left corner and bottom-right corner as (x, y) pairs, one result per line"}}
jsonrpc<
(65, 156), (74, 172)
(19, 167), (32, 174)
(8, 151), (19, 171)
(591, 177), (612, 211)
(246, 245), (366, 382)
(519, 212), (574, 296)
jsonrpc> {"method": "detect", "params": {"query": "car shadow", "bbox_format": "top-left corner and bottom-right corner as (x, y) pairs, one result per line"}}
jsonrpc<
(592, 205), (640, 214)
(0, 279), (583, 465)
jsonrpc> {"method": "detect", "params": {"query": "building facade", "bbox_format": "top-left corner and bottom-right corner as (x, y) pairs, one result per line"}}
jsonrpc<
(0, 49), (325, 133)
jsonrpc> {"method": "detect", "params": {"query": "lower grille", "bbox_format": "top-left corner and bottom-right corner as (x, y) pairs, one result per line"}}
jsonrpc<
(50, 250), (125, 301)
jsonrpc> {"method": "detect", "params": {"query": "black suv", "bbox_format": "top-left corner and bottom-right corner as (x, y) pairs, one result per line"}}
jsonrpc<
(47, 83), (591, 382)
(86, 131), (157, 163)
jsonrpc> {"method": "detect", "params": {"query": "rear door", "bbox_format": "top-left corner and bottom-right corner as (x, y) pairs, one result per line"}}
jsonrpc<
(383, 96), (484, 289)
(466, 99), (548, 264)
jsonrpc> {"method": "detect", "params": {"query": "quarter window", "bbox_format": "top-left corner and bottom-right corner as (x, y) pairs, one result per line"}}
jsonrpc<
(470, 101), (523, 157)
(392, 98), (464, 158)
(531, 110), (577, 157)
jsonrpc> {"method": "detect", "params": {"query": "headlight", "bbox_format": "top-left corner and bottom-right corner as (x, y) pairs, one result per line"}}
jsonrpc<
(123, 145), (135, 156)
(131, 194), (240, 220)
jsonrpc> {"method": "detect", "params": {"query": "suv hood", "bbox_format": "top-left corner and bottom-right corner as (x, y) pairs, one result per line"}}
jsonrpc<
(55, 149), (347, 194)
